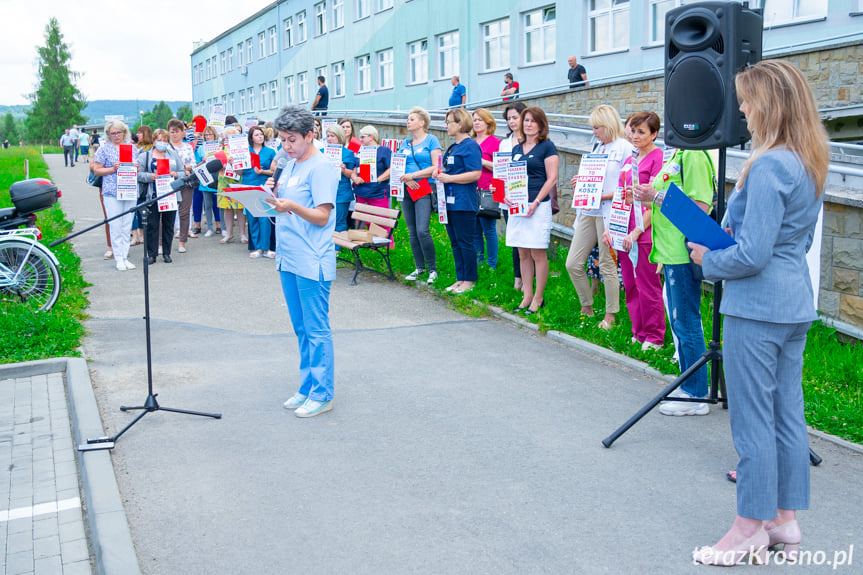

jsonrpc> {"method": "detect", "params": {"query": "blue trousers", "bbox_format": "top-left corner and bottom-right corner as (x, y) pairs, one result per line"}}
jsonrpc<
(335, 202), (351, 233)
(473, 216), (498, 269)
(445, 210), (478, 282)
(723, 316), (811, 519)
(664, 263), (708, 398)
(279, 270), (334, 402)
(248, 214), (272, 252)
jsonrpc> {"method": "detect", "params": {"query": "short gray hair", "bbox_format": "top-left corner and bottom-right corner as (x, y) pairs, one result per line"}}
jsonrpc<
(359, 125), (378, 141)
(274, 105), (315, 136)
(326, 123), (346, 145)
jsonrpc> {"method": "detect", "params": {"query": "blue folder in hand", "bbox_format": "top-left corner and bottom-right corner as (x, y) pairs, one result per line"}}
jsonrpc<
(660, 183), (736, 250)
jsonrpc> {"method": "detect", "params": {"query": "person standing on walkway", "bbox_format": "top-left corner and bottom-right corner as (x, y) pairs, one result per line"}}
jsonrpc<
(499, 102), (527, 290)
(70, 124), (80, 163)
(167, 119), (196, 253)
(78, 130), (91, 163)
(244, 125), (277, 258)
(312, 76), (329, 116)
(398, 106), (442, 285)
(448, 76), (466, 109)
(266, 105), (338, 418)
(688, 60), (829, 567)
(472, 108), (501, 270)
(93, 121), (137, 270)
(137, 129), (183, 264)
(60, 129), (75, 167)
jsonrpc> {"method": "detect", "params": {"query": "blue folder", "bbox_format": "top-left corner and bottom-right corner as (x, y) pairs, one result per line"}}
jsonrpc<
(660, 183), (736, 250)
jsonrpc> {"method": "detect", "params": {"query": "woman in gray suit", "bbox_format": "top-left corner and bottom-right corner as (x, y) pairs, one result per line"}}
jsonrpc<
(689, 61), (830, 565)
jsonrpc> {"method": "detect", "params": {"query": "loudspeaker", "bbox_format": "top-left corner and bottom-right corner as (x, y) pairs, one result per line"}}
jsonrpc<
(664, 1), (762, 149)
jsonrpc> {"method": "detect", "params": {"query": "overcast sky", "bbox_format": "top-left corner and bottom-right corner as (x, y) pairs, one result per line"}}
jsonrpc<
(0, 0), (274, 106)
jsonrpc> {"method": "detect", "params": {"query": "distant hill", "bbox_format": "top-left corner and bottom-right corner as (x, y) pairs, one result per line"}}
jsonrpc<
(0, 100), (191, 123)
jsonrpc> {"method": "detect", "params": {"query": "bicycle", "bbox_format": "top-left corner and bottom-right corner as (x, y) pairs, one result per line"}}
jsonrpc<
(0, 227), (61, 311)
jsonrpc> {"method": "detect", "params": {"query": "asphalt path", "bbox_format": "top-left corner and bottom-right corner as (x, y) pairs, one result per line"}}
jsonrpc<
(47, 153), (862, 574)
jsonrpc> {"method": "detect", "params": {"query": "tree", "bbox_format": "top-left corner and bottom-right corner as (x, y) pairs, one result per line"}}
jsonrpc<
(175, 104), (193, 124)
(138, 101), (175, 131)
(1, 113), (18, 143)
(24, 18), (87, 142)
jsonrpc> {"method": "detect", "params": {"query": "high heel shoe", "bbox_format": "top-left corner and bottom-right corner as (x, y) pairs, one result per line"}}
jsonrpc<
(693, 527), (769, 566)
(767, 520), (801, 561)
(524, 300), (545, 316)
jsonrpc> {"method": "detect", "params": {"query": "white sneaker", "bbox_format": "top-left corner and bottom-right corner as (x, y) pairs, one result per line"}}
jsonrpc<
(204, 230), (215, 238)
(178, 246), (187, 253)
(641, 341), (662, 351)
(123, 259), (137, 270)
(659, 388), (709, 416)
(427, 270), (438, 284)
(405, 268), (424, 281)
(294, 398), (333, 418)
(283, 393), (307, 410)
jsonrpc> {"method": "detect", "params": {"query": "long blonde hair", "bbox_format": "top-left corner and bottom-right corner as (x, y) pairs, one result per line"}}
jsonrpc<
(735, 60), (829, 197)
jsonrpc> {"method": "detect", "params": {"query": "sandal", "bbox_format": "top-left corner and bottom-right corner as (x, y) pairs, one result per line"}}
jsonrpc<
(726, 470), (737, 483)
(598, 319), (614, 330)
(249, 250), (262, 258)
(103, 250), (114, 259)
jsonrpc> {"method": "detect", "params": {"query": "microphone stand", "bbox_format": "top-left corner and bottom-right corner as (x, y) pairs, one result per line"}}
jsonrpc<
(51, 179), (222, 451)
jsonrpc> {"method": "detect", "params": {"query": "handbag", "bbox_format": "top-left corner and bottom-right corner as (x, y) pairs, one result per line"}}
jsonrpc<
(477, 188), (501, 219)
(87, 170), (102, 188)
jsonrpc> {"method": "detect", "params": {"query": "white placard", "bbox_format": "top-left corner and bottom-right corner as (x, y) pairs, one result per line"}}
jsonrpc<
(492, 152), (511, 180)
(389, 153), (406, 200)
(203, 141), (219, 157)
(116, 163), (138, 201)
(572, 154), (608, 210)
(229, 135), (251, 170)
(608, 186), (633, 251)
(436, 179), (447, 224)
(324, 144), (342, 168)
(359, 146), (377, 183)
(210, 104), (225, 131)
(506, 160), (528, 216)
(156, 175), (177, 212)
(630, 152), (645, 231)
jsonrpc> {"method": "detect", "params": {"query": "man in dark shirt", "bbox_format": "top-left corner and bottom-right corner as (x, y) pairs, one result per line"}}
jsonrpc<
(312, 76), (329, 116)
(501, 73), (519, 102)
(567, 56), (589, 88)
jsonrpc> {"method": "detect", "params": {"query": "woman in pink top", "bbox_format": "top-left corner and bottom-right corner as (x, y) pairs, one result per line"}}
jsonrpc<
(472, 108), (501, 269)
(603, 111), (666, 350)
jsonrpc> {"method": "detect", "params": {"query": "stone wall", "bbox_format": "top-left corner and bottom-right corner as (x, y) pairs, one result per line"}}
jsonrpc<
(821, 199), (863, 331)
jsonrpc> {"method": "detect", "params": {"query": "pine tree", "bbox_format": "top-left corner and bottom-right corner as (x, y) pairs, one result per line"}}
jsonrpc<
(175, 104), (193, 124)
(2, 113), (18, 143)
(24, 18), (87, 142)
(139, 101), (175, 130)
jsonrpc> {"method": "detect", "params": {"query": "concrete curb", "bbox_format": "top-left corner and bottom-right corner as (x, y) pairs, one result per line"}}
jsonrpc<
(0, 358), (141, 575)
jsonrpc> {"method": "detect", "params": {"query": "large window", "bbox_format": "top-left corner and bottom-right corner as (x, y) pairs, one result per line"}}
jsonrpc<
(258, 32), (266, 60)
(355, 55), (371, 93)
(315, 66), (327, 84)
(315, 2), (327, 36)
(482, 18), (510, 71)
(524, 6), (556, 64)
(260, 83), (268, 110)
(284, 76), (295, 103)
(227, 48), (233, 71)
(239, 89), (246, 113)
(268, 26), (277, 54)
(332, 0), (344, 29)
(649, 0), (700, 44)
(297, 11), (307, 43)
(407, 39), (428, 84)
(247, 87), (255, 112)
(332, 62), (345, 97)
(270, 81), (278, 108)
(206, 59), (211, 80)
(284, 17), (294, 48)
(755, 0), (827, 26)
(377, 49), (393, 89)
(298, 72), (309, 102)
(377, 0), (393, 10)
(228, 93), (235, 115)
(220, 52), (226, 74)
(246, 38), (253, 63)
(356, 0), (370, 20)
(589, 0), (629, 53)
(237, 42), (244, 67)
(436, 31), (459, 79)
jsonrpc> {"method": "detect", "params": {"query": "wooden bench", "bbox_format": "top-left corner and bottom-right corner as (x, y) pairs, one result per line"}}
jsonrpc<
(333, 203), (401, 285)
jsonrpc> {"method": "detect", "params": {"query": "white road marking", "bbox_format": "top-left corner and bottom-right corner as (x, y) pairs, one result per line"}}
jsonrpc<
(0, 498), (81, 522)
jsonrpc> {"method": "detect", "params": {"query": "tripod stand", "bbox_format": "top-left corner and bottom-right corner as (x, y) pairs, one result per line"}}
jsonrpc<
(52, 182), (221, 452)
(601, 148), (822, 466)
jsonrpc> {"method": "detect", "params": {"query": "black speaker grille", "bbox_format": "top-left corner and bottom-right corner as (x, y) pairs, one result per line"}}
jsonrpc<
(666, 56), (725, 142)
(669, 43), (679, 60)
(713, 35), (724, 55)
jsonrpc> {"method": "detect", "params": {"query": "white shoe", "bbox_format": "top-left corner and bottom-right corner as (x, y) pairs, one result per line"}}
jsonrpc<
(405, 268), (424, 281)
(426, 270), (438, 284)
(124, 260), (136, 270)
(204, 230), (215, 238)
(178, 246), (187, 253)
(659, 388), (709, 416)
(641, 341), (662, 351)
(283, 393), (307, 410)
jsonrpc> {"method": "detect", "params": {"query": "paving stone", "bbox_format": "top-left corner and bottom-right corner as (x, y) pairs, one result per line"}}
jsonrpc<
(34, 555), (63, 575)
(33, 535), (61, 560)
(6, 529), (34, 554)
(61, 559), (93, 575)
(59, 520), (85, 544)
(32, 515), (59, 540)
(6, 516), (33, 536)
(60, 538), (90, 564)
(5, 550), (34, 575)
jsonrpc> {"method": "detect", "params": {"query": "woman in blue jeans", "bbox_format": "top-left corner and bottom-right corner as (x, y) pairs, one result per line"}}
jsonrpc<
(398, 106), (442, 285)
(266, 105), (338, 418)
(436, 108), (482, 294)
(243, 125), (277, 258)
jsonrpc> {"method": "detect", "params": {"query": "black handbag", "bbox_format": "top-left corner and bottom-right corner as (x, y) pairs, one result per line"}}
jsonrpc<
(477, 189), (500, 219)
(87, 170), (102, 188)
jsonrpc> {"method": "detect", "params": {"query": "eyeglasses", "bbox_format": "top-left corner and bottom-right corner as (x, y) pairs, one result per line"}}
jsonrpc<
(108, 131), (124, 136)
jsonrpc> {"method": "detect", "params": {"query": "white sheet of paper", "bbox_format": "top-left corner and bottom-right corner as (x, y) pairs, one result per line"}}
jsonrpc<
(220, 188), (280, 217)
(116, 163), (138, 201)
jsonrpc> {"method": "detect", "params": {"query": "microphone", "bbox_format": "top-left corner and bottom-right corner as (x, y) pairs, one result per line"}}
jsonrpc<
(170, 158), (224, 190)
(271, 157), (289, 192)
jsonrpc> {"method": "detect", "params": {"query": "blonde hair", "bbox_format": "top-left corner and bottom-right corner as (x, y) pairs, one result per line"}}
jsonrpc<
(104, 120), (130, 142)
(446, 108), (473, 134)
(471, 108), (497, 137)
(408, 106), (431, 131)
(359, 125), (379, 142)
(589, 105), (626, 142)
(152, 128), (169, 142)
(735, 60), (830, 197)
(326, 123), (346, 145)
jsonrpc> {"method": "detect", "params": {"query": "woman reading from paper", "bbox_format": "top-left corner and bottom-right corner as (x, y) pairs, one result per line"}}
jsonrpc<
(685, 61), (829, 566)
(265, 105), (339, 418)
(601, 111), (665, 351)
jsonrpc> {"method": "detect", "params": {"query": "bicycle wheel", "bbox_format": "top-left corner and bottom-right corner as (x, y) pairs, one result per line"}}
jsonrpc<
(0, 239), (61, 311)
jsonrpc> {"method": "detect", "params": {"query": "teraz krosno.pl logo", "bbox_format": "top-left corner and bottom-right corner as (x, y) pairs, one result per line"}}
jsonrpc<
(693, 544), (854, 568)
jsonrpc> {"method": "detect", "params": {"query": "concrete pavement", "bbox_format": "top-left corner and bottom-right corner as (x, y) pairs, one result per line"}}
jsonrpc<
(41, 152), (863, 573)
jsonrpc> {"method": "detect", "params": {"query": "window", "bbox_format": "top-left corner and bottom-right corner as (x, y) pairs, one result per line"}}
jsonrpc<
(298, 72), (309, 102)
(246, 39), (253, 64)
(377, 48), (393, 89)
(407, 39), (428, 84)
(206, 59), (211, 80)
(284, 17), (294, 48)
(247, 87), (255, 112)
(284, 76), (295, 104)
(436, 31), (459, 79)
(315, 2), (327, 36)
(355, 55), (371, 93)
(377, 0), (393, 10)
(589, 0), (628, 53)
(259, 83), (267, 110)
(227, 48), (233, 71)
(297, 11), (307, 43)
(755, 0), (827, 26)
(228, 93), (235, 115)
(649, 0), (702, 44)
(332, 0), (344, 29)
(482, 18), (510, 71)
(270, 81), (278, 108)
(356, 0), (370, 20)
(220, 52), (226, 74)
(258, 32), (266, 59)
(268, 26), (277, 54)
(239, 89), (246, 113)
(524, 6), (556, 63)
(332, 62), (345, 97)
(237, 42), (244, 67)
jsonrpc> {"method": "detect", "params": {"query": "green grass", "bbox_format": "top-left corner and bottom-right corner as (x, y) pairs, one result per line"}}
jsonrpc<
(0, 147), (89, 363)
(344, 214), (863, 444)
